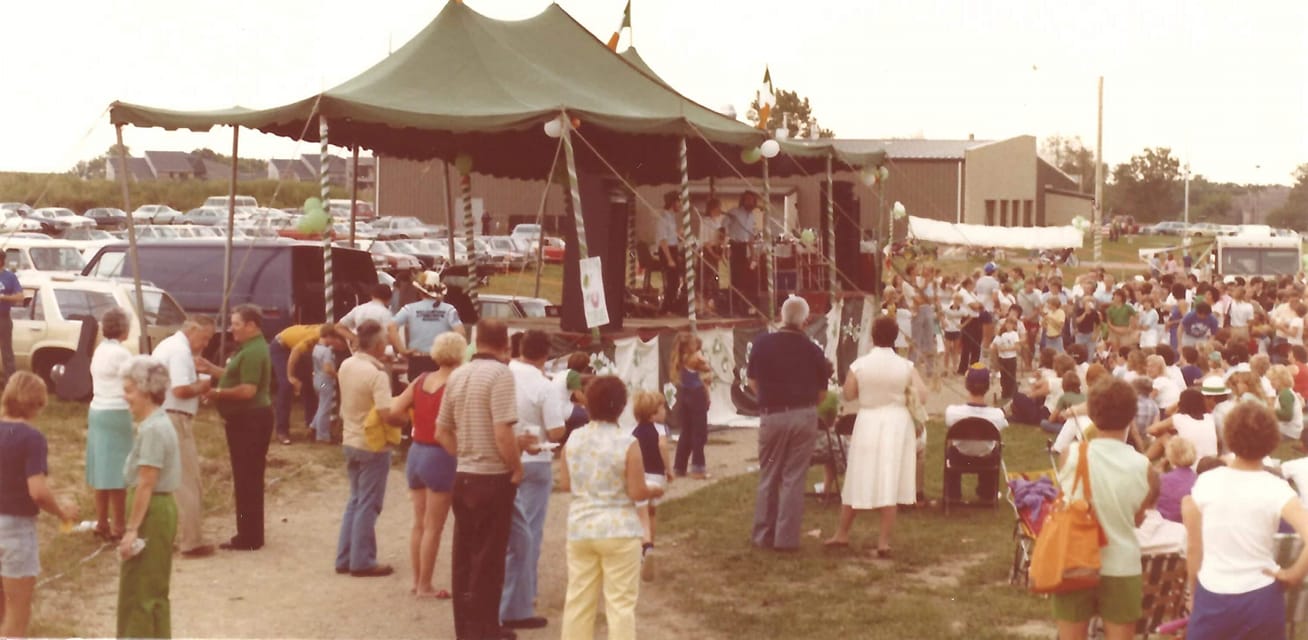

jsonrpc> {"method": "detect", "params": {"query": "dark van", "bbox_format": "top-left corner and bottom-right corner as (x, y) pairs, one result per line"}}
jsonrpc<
(82, 239), (377, 338)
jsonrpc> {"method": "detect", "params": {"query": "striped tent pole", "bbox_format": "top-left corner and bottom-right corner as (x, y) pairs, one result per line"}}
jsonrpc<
(319, 115), (333, 321)
(559, 114), (601, 341)
(763, 156), (775, 322)
(679, 137), (696, 334)
(826, 153), (837, 300)
(459, 162), (478, 316)
(625, 194), (637, 288)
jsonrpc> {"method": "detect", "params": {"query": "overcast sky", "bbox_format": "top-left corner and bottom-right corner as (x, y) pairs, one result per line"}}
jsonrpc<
(3, 0), (1304, 185)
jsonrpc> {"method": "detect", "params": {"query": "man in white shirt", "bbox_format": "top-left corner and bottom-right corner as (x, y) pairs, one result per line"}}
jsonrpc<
(944, 366), (1008, 504)
(500, 330), (565, 631)
(655, 191), (684, 314)
(1227, 286), (1256, 342)
(338, 284), (395, 346)
(152, 315), (217, 557)
(724, 191), (759, 314)
(975, 264), (1001, 347)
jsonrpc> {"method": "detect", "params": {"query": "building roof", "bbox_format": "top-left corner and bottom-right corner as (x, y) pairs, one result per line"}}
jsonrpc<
(271, 158), (315, 181)
(194, 157), (231, 181)
(107, 156), (155, 181)
(301, 154), (347, 175)
(144, 150), (195, 174)
(832, 138), (991, 160)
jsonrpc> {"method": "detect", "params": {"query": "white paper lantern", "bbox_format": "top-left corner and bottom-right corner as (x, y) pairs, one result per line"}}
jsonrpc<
(543, 118), (563, 138)
(759, 139), (781, 158)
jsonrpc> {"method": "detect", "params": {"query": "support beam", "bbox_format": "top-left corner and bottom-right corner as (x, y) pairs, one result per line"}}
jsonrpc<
(349, 145), (359, 248)
(679, 137), (696, 333)
(460, 165), (478, 315)
(319, 115), (334, 321)
(114, 125), (148, 353)
(220, 126), (239, 354)
(559, 114), (600, 340)
(762, 157), (775, 321)
(826, 154), (837, 299)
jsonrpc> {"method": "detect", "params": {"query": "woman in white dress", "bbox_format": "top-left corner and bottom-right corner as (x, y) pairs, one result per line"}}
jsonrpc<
(824, 317), (927, 557)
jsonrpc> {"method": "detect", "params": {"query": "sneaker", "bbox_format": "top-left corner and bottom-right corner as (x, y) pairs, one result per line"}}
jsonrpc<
(641, 547), (657, 582)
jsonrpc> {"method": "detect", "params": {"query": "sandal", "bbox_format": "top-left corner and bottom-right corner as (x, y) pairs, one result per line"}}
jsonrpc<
(416, 589), (451, 600)
(822, 539), (849, 548)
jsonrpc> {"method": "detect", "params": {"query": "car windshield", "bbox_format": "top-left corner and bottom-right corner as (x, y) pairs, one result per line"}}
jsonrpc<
(518, 299), (548, 318)
(489, 238), (515, 251)
(52, 209), (76, 217)
(29, 247), (86, 271)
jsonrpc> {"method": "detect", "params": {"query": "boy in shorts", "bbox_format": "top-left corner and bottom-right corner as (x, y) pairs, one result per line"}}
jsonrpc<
(1051, 378), (1157, 639)
(630, 391), (672, 582)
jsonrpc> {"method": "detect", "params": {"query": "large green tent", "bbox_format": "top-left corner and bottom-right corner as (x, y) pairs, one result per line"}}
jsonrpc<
(110, 2), (881, 183)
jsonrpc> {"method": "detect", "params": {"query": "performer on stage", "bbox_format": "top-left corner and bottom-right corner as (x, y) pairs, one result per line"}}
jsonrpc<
(725, 191), (759, 316)
(656, 192), (685, 314)
(699, 198), (727, 316)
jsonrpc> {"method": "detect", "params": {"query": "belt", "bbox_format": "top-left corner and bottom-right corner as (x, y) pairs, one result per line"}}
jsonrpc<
(166, 409), (195, 418)
(759, 404), (815, 416)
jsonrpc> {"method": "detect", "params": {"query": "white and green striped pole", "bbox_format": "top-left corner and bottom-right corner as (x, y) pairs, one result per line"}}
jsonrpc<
(460, 164), (478, 315)
(679, 137), (696, 334)
(559, 114), (601, 341)
(826, 154), (837, 299)
(319, 115), (333, 321)
(763, 156), (775, 322)
(625, 194), (637, 288)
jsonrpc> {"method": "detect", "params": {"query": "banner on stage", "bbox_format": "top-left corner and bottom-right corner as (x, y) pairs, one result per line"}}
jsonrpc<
(580, 256), (609, 328)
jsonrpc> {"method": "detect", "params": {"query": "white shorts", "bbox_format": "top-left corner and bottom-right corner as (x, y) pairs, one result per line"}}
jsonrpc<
(636, 473), (666, 508)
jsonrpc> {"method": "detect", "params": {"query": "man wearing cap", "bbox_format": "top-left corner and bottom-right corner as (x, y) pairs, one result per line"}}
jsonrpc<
(390, 277), (467, 381)
(724, 192), (759, 314)
(943, 365), (1008, 504)
(655, 191), (684, 314)
(1199, 376), (1235, 447)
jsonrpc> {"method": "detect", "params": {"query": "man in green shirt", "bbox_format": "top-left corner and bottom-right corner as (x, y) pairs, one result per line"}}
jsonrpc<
(205, 303), (273, 551)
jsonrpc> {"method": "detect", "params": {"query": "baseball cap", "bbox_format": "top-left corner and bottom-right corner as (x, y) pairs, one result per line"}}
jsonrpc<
(965, 363), (990, 387)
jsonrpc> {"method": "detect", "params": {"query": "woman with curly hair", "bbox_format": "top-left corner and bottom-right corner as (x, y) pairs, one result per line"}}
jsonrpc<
(1182, 402), (1308, 639)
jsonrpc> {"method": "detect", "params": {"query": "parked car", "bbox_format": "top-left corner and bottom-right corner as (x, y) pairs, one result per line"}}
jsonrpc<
(477, 294), (557, 320)
(2, 239), (88, 273)
(0, 206), (41, 232)
(541, 236), (565, 263)
(83, 239), (377, 343)
(485, 235), (532, 270)
(1142, 221), (1186, 236)
(11, 273), (186, 385)
(202, 195), (259, 210)
(28, 208), (96, 235)
(179, 206), (229, 226)
(0, 202), (34, 218)
(367, 240), (424, 272)
(327, 199), (377, 221)
(131, 204), (181, 224)
(83, 207), (128, 230)
(510, 223), (543, 245)
(372, 216), (442, 240)
(331, 221), (377, 241)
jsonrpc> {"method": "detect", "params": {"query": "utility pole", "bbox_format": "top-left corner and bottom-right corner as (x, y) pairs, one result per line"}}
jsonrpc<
(1093, 76), (1104, 266)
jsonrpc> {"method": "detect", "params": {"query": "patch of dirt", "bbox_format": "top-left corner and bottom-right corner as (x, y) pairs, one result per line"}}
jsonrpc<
(1006, 619), (1060, 638)
(905, 552), (989, 590)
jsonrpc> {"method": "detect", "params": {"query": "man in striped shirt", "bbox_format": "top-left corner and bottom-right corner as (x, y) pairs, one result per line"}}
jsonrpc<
(438, 319), (521, 640)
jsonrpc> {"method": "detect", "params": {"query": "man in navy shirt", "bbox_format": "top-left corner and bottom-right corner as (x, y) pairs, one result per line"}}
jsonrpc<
(1180, 301), (1220, 348)
(0, 266), (23, 379)
(746, 296), (832, 551)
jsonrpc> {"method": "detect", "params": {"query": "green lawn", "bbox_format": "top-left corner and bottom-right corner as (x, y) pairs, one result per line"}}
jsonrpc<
(658, 420), (1308, 640)
(481, 263), (565, 304)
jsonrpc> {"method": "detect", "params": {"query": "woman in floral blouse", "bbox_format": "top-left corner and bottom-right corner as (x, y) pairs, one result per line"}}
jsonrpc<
(559, 376), (664, 640)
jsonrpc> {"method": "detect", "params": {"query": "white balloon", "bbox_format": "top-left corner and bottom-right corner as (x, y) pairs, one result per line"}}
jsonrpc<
(892, 201), (907, 219)
(543, 118), (563, 138)
(860, 168), (878, 186)
(759, 139), (781, 158)
(878, 165), (890, 181)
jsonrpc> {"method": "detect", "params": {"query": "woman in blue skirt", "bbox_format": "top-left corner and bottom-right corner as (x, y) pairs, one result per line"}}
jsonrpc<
(86, 307), (134, 540)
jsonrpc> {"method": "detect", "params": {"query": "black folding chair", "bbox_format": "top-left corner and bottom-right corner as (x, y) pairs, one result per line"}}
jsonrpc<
(807, 414), (852, 503)
(942, 416), (1003, 514)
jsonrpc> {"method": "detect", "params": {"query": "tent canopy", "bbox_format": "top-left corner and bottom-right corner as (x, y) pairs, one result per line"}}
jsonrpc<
(907, 215), (1084, 251)
(110, 2), (882, 183)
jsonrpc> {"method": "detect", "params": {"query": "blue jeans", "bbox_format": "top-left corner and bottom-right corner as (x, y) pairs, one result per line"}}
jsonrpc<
(1045, 336), (1064, 353)
(335, 446), (392, 572)
(500, 461), (552, 622)
(1075, 332), (1095, 349)
(312, 381), (336, 443)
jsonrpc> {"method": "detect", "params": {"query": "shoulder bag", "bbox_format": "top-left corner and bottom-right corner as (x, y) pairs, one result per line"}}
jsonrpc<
(1028, 440), (1106, 594)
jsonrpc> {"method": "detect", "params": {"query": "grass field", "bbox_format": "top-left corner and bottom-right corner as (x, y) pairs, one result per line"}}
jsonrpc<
(657, 419), (1308, 640)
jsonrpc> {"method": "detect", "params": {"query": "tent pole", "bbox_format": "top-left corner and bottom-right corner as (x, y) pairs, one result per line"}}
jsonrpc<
(349, 145), (359, 248)
(624, 190), (636, 289)
(532, 178), (549, 300)
(319, 115), (334, 321)
(460, 165), (479, 316)
(763, 156), (775, 322)
(114, 125), (148, 353)
(560, 114), (601, 342)
(442, 161), (456, 269)
(679, 137), (696, 334)
(826, 153), (837, 302)
(220, 126), (239, 355)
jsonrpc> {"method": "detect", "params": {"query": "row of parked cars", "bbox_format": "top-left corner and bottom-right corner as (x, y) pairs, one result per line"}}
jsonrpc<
(1139, 221), (1301, 238)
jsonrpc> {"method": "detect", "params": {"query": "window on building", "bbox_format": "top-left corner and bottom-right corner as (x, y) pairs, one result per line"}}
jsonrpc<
(985, 200), (995, 226)
(1024, 200), (1034, 227)
(999, 200), (1009, 227)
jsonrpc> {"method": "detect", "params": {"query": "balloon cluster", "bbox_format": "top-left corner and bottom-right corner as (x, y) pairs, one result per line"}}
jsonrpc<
(297, 197), (331, 235)
(860, 165), (891, 187)
(1070, 215), (1092, 233)
(543, 115), (582, 138)
(738, 140), (781, 165)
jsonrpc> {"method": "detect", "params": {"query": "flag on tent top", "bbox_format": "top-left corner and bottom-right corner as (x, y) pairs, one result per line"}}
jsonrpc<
(757, 65), (775, 130)
(608, 0), (633, 50)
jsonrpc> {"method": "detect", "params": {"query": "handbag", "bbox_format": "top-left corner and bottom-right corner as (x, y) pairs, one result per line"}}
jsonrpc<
(1028, 441), (1106, 594)
(905, 377), (928, 439)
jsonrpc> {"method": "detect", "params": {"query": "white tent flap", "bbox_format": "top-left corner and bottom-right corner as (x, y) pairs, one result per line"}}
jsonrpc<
(907, 215), (1084, 250)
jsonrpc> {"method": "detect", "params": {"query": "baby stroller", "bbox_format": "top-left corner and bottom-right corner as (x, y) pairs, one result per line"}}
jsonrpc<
(1004, 465), (1058, 587)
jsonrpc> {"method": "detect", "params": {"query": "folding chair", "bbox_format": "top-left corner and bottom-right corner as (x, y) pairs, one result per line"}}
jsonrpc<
(942, 417), (1003, 514)
(806, 413), (851, 504)
(1275, 533), (1308, 638)
(1137, 552), (1188, 639)
(1003, 466), (1057, 587)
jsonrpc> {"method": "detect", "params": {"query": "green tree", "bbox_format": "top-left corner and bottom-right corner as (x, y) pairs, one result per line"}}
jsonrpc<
(68, 144), (130, 180)
(746, 88), (834, 139)
(1039, 135), (1102, 193)
(1107, 147), (1182, 222)
(1267, 164), (1308, 230)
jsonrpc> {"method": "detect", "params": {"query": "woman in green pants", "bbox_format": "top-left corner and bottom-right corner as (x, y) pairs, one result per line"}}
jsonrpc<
(117, 356), (182, 638)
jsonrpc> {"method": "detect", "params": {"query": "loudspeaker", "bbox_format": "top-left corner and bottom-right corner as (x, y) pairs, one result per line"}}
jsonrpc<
(560, 173), (627, 333)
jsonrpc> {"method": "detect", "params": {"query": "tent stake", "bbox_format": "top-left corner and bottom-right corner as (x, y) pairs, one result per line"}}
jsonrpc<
(114, 125), (148, 353)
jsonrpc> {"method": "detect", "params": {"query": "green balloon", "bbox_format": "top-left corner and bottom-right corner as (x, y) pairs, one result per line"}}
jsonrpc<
(303, 197), (323, 214)
(740, 147), (762, 165)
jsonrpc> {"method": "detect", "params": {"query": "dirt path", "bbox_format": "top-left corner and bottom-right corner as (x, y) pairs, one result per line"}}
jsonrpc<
(54, 429), (766, 639)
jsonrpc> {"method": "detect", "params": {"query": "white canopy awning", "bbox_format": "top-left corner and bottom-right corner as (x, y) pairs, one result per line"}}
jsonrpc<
(907, 216), (1084, 251)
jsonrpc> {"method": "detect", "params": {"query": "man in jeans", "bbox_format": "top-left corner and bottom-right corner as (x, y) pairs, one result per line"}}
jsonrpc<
(206, 304), (273, 551)
(747, 296), (831, 551)
(438, 319), (521, 640)
(334, 320), (396, 577)
(500, 330), (564, 630)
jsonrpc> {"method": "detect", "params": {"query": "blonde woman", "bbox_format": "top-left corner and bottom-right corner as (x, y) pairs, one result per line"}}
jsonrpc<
(1268, 365), (1303, 443)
